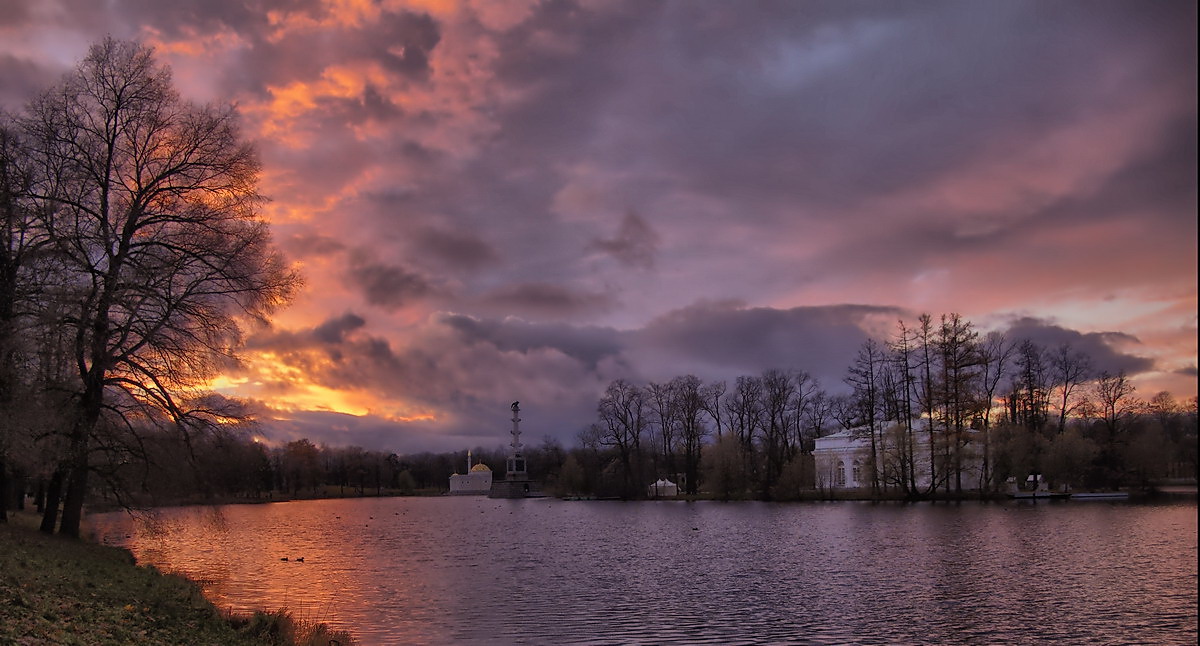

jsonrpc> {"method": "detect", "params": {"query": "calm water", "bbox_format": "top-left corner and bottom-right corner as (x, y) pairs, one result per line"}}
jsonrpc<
(89, 498), (1197, 645)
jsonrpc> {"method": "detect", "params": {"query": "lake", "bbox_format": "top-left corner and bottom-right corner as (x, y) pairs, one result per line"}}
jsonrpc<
(88, 497), (1198, 645)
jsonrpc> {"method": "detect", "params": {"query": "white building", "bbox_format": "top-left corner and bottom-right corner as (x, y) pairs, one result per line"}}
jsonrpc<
(647, 479), (679, 498)
(449, 450), (493, 495)
(813, 421), (984, 492)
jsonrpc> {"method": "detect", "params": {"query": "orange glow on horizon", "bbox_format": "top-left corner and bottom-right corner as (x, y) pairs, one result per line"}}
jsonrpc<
(208, 350), (442, 426)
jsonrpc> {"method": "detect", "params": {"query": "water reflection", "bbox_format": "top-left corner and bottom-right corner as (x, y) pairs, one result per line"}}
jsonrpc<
(89, 499), (1198, 645)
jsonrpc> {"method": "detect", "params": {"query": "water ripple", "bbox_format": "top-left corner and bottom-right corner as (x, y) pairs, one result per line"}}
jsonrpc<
(88, 499), (1198, 646)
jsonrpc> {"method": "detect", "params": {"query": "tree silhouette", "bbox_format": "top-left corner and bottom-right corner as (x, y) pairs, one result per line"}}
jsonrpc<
(13, 39), (297, 536)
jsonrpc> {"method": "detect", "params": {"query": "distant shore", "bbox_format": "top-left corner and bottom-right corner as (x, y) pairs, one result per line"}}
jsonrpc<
(57, 479), (1196, 516)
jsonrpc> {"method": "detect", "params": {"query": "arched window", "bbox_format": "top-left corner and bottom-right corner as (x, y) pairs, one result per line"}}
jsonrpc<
(836, 461), (846, 487)
(852, 460), (862, 486)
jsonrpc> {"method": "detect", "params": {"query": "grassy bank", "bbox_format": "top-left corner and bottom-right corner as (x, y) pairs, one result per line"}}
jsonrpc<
(0, 511), (353, 645)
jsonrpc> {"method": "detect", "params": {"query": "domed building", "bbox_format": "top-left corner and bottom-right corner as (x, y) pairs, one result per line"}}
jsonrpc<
(449, 450), (493, 495)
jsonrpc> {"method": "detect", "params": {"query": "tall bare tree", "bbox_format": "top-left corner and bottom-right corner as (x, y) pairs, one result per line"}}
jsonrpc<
(936, 313), (979, 495)
(17, 39), (297, 536)
(1010, 340), (1051, 432)
(1094, 370), (1137, 437)
(646, 380), (678, 481)
(1092, 370), (1138, 486)
(759, 368), (796, 498)
(0, 125), (35, 522)
(672, 375), (707, 495)
(976, 331), (1014, 490)
(888, 319), (919, 494)
(699, 379), (726, 439)
(914, 313), (941, 494)
(846, 339), (885, 495)
(1050, 343), (1092, 434)
(596, 379), (647, 498)
(788, 371), (819, 458)
(723, 375), (762, 495)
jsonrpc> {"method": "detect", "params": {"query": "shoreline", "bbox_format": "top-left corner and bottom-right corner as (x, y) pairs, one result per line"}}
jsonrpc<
(0, 510), (355, 646)
(74, 481), (1196, 515)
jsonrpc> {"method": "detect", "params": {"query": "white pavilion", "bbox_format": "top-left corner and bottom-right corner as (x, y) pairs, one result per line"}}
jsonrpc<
(812, 421), (984, 491)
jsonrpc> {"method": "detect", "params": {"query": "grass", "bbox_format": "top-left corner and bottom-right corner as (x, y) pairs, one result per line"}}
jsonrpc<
(0, 510), (354, 646)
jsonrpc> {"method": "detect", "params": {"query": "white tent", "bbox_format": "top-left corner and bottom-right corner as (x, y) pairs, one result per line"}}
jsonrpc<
(647, 478), (679, 498)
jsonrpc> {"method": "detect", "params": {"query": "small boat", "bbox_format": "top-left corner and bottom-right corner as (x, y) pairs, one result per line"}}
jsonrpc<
(1069, 492), (1130, 501)
(1008, 491), (1070, 500)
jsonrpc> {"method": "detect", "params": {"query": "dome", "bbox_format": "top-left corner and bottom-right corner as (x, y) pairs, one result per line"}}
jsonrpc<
(470, 463), (491, 472)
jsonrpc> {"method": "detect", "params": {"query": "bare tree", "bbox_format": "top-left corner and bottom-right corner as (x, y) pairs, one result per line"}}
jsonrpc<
(846, 340), (884, 495)
(1011, 340), (1051, 432)
(888, 319), (919, 494)
(914, 313), (940, 494)
(803, 390), (834, 440)
(646, 380), (678, 481)
(722, 375), (762, 495)
(759, 369), (795, 498)
(1050, 343), (1092, 434)
(829, 393), (858, 431)
(937, 313), (979, 495)
(596, 379), (647, 498)
(0, 125), (32, 522)
(788, 371), (819, 458)
(976, 331), (1014, 490)
(1094, 370), (1137, 437)
(1093, 370), (1138, 486)
(699, 379), (726, 439)
(17, 39), (298, 536)
(672, 375), (707, 495)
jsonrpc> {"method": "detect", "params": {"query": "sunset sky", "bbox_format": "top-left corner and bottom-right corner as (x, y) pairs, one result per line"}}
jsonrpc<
(2, 0), (1195, 453)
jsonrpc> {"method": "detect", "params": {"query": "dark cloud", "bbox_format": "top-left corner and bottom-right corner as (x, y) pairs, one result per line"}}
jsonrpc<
(345, 253), (433, 310)
(1174, 366), (1197, 377)
(478, 282), (614, 318)
(411, 225), (500, 272)
(370, 11), (440, 77)
(587, 210), (660, 269)
(0, 53), (51, 111)
(110, 0), (275, 38)
(630, 301), (905, 386)
(1004, 317), (1155, 376)
(0, 0), (33, 26)
(284, 231), (346, 257)
(440, 314), (622, 370)
(312, 312), (366, 344)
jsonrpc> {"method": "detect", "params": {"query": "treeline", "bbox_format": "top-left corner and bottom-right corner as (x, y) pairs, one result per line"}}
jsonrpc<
(572, 314), (1197, 500)
(3, 429), (573, 509)
(0, 39), (297, 534)
(2, 312), (1193, 512)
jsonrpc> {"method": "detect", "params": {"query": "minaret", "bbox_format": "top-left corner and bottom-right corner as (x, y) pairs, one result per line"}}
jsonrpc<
(505, 401), (527, 478)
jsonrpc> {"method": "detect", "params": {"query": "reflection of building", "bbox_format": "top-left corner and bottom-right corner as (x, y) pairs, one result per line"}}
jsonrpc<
(449, 450), (493, 495)
(489, 401), (542, 498)
(813, 422), (983, 491)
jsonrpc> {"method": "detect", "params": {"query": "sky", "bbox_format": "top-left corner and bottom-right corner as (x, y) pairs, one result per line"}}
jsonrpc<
(1, 0), (1195, 454)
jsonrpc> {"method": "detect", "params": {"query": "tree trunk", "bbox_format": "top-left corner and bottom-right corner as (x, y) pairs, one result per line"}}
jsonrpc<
(58, 448), (89, 538)
(0, 457), (8, 522)
(59, 373), (105, 537)
(39, 469), (63, 534)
